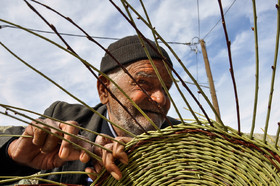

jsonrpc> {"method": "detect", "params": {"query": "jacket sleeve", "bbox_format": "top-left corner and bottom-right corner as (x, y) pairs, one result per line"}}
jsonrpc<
(0, 102), (63, 177)
(0, 126), (39, 176)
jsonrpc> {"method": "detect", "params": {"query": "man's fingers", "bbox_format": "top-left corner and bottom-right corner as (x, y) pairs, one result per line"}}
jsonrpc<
(78, 136), (93, 163)
(31, 119), (63, 153)
(113, 137), (132, 164)
(93, 134), (112, 157)
(85, 167), (99, 182)
(31, 120), (49, 147)
(113, 140), (128, 165)
(59, 121), (80, 160)
(41, 125), (62, 153)
(115, 137), (132, 144)
(85, 167), (96, 182)
(85, 160), (103, 182)
(102, 144), (122, 181)
(92, 135), (132, 181)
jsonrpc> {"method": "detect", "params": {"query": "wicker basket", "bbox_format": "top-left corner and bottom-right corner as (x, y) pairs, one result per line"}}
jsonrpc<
(97, 122), (280, 185)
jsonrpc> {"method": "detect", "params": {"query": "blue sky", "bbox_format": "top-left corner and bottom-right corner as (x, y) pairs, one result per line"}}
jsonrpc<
(0, 0), (279, 135)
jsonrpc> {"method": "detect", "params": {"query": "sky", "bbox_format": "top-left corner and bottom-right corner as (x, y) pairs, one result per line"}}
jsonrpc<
(0, 0), (279, 135)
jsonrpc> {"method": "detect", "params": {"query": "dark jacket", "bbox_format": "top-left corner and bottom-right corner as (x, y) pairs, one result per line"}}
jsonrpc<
(0, 101), (179, 185)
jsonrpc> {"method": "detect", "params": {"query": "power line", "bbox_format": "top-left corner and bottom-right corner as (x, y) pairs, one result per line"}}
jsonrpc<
(0, 24), (192, 46)
(0, 1), (237, 46)
(0, 24), (120, 40)
(202, 0), (237, 39)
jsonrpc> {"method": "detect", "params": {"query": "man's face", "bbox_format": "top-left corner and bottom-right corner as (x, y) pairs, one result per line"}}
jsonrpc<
(105, 59), (172, 136)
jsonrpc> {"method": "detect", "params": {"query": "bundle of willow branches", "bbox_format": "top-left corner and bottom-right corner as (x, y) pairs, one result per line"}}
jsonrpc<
(0, 0), (280, 185)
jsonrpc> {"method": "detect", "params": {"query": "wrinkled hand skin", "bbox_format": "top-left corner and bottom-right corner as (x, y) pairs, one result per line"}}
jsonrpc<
(8, 118), (92, 170)
(8, 119), (131, 182)
(85, 134), (132, 181)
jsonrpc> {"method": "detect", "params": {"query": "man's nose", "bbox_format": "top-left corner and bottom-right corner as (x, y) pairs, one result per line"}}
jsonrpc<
(150, 89), (167, 106)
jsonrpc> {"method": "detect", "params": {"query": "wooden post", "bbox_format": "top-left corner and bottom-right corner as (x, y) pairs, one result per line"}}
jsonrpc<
(200, 39), (221, 122)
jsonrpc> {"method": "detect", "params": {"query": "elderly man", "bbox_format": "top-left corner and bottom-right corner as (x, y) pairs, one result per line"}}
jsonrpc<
(0, 35), (179, 185)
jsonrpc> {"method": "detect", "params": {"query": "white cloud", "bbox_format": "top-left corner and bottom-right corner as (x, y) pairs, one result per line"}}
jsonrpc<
(0, 0), (279, 136)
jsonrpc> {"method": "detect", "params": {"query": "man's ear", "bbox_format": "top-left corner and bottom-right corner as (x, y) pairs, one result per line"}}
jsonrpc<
(97, 75), (110, 104)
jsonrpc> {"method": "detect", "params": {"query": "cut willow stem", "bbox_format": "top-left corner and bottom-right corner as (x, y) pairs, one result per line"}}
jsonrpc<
(0, 29), (136, 138)
(275, 122), (280, 148)
(0, 171), (93, 185)
(140, 37), (180, 127)
(25, 0), (155, 135)
(121, 1), (182, 127)
(0, 177), (65, 186)
(120, 0), (221, 124)
(263, 0), (280, 143)
(119, 0), (225, 127)
(135, 0), (185, 125)
(0, 104), (124, 145)
(120, 0), (199, 126)
(2, 107), (108, 154)
(112, 0), (213, 126)
(24, 0), (152, 135)
(0, 104), (125, 147)
(91, 169), (107, 186)
(217, 0), (241, 134)
(29, 0), (169, 133)
(0, 110), (103, 161)
(0, 134), (32, 138)
(250, 0), (260, 139)
(178, 80), (210, 89)
(171, 74), (201, 124)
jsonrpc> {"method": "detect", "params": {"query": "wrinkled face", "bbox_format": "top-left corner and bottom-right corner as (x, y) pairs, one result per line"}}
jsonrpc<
(98, 59), (172, 136)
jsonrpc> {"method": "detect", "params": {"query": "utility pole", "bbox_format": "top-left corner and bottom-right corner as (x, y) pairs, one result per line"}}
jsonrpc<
(200, 39), (221, 122)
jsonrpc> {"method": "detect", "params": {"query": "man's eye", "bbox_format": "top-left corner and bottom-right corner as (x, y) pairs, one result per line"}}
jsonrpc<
(138, 80), (148, 85)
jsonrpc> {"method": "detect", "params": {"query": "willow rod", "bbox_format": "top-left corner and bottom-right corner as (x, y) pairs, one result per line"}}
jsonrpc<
(263, 0), (280, 142)
(121, 0), (225, 128)
(217, 0), (241, 134)
(0, 40), (136, 138)
(24, 0), (150, 135)
(111, 0), (216, 127)
(250, 0), (260, 139)
(136, 0), (186, 124)
(29, 0), (172, 132)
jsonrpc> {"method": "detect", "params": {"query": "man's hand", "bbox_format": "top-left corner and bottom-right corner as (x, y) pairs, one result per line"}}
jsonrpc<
(8, 118), (92, 170)
(85, 135), (132, 181)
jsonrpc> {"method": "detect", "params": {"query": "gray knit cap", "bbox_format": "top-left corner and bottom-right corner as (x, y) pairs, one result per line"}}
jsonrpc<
(100, 35), (172, 74)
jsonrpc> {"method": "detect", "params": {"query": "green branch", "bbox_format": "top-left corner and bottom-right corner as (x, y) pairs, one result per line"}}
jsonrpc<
(250, 0), (260, 139)
(263, 0), (280, 143)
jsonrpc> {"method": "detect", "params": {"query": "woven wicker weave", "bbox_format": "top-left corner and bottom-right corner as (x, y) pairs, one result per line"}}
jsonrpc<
(97, 121), (280, 185)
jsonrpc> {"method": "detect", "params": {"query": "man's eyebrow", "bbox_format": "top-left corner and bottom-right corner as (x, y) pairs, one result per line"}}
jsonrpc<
(135, 71), (157, 78)
(135, 71), (173, 88)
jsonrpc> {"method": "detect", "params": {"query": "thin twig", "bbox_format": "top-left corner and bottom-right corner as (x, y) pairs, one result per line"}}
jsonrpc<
(116, 0), (220, 127)
(24, 0), (150, 135)
(0, 40), (136, 138)
(263, 0), (280, 143)
(250, 0), (260, 139)
(120, 0), (175, 128)
(29, 0), (172, 133)
(0, 110), (103, 161)
(121, 0), (222, 125)
(0, 171), (94, 185)
(0, 103), (125, 145)
(136, 0), (185, 125)
(217, 0), (241, 134)
(275, 122), (280, 148)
